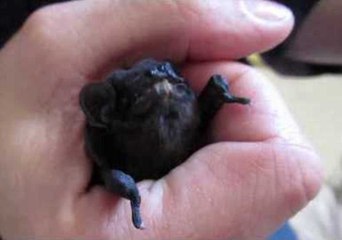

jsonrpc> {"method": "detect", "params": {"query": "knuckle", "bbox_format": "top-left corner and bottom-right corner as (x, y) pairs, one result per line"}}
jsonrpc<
(277, 145), (323, 215)
(22, 7), (60, 46)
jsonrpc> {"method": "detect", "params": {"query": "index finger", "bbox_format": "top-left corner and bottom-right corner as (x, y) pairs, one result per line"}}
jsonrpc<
(182, 61), (307, 145)
(13, 0), (293, 78)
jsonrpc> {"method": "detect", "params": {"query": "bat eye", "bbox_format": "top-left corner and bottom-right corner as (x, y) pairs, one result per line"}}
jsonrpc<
(132, 101), (151, 116)
(145, 70), (154, 77)
(146, 67), (163, 78)
(175, 84), (186, 91)
(175, 83), (191, 94)
(131, 98), (153, 116)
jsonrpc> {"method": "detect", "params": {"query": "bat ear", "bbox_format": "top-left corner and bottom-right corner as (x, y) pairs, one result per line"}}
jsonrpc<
(80, 82), (116, 128)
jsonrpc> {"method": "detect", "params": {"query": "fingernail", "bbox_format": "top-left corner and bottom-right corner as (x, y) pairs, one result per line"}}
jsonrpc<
(242, 0), (293, 22)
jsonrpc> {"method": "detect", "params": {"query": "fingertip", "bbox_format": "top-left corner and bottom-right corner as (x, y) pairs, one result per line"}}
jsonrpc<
(239, 0), (295, 53)
(187, 0), (294, 60)
(182, 61), (306, 145)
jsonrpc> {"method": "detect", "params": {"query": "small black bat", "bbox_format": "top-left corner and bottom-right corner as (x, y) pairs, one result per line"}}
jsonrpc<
(80, 59), (250, 229)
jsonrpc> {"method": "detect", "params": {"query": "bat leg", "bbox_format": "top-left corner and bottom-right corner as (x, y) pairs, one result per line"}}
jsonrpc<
(198, 74), (250, 127)
(203, 74), (250, 104)
(101, 169), (144, 229)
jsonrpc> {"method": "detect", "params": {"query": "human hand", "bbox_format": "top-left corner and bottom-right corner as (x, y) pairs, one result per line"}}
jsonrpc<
(0, 0), (322, 239)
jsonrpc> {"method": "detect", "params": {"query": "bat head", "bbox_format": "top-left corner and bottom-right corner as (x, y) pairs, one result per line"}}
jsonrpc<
(80, 59), (198, 132)
(113, 60), (196, 119)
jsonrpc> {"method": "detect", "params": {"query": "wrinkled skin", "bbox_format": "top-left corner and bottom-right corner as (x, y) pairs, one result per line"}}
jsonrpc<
(0, 1), (322, 239)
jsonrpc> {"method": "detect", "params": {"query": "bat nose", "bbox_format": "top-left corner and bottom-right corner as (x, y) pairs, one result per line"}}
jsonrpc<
(154, 79), (173, 96)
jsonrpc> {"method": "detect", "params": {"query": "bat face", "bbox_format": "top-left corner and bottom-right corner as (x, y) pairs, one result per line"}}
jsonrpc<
(104, 61), (200, 147)
(111, 60), (196, 123)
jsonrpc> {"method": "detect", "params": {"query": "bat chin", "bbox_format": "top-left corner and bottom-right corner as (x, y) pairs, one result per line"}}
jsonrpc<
(154, 79), (173, 97)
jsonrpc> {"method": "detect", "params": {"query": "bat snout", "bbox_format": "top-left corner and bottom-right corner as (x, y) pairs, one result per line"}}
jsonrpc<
(154, 79), (173, 97)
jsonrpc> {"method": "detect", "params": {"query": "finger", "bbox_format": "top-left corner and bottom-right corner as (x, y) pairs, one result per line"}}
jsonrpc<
(182, 61), (308, 145)
(126, 63), (321, 239)
(132, 60), (322, 238)
(13, 0), (293, 78)
(149, 141), (321, 239)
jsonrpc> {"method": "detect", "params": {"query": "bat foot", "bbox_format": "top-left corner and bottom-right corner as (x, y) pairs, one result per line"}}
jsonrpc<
(103, 169), (145, 229)
(210, 74), (250, 105)
(198, 74), (251, 127)
(130, 191), (144, 230)
(223, 93), (250, 105)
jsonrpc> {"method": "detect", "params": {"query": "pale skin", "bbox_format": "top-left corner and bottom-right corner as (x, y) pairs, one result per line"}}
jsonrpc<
(0, 0), (323, 239)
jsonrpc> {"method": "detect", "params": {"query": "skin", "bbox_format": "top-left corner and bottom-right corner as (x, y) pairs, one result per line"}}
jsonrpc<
(0, 0), (322, 239)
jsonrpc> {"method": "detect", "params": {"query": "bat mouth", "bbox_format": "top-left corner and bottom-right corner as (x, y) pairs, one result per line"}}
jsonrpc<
(153, 79), (173, 98)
